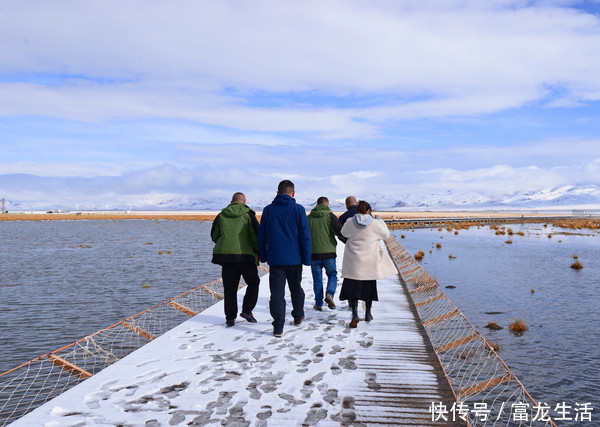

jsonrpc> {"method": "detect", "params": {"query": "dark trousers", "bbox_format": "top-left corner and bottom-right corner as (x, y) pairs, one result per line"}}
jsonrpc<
(222, 262), (260, 321)
(269, 264), (304, 331)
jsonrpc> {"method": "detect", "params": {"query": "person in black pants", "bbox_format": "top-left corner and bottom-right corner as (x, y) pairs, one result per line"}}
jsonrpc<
(257, 180), (311, 337)
(211, 192), (261, 327)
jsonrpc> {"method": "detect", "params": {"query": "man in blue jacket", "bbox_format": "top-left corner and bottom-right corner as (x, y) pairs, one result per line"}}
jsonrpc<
(258, 180), (311, 337)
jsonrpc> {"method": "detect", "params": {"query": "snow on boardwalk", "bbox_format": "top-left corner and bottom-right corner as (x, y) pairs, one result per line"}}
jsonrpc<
(15, 245), (458, 426)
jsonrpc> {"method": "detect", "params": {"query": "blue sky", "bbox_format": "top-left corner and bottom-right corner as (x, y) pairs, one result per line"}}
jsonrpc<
(1, 0), (600, 209)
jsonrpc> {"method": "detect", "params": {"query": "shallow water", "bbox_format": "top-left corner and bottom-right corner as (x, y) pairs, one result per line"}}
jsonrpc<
(392, 223), (600, 418)
(0, 220), (221, 373)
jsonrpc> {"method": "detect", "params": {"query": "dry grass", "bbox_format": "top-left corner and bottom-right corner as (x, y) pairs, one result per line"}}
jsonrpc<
(414, 250), (425, 261)
(571, 260), (583, 270)
(495, 230), (506, 235)
(505, 240), (513, 244)
(486, 340), (501, 352)
(0, 213), (212, 222)
(485, 321), (503, 330)
(516, 231), (525, 236)
(573, 254), (579, 259)
(448, 254), (456, 259)
(436, 242), (442, 249)
(509, 319), (529, 336)
(507, 228), (514, 235)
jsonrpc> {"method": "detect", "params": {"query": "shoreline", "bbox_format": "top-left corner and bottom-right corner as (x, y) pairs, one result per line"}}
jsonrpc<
(0, 209), (593, 222)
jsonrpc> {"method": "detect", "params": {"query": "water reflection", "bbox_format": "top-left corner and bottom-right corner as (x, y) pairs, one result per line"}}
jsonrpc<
(0, 220), (221, 373)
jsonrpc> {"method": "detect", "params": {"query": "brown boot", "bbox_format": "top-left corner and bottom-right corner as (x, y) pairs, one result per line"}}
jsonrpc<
(349, 299), (359, 328)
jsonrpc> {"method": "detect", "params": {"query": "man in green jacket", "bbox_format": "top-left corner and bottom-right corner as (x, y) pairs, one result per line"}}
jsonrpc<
(307, 196), (343, 311)
(211, 192), (260, 327)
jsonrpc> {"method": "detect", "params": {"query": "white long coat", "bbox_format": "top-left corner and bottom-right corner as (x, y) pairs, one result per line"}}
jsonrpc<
(340, 215), (398, 280)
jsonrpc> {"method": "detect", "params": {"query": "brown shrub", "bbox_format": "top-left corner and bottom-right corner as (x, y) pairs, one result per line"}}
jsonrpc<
(509, 319), (529, 336)
(485, 321), (503, 331)
(571, 260), (583, 270)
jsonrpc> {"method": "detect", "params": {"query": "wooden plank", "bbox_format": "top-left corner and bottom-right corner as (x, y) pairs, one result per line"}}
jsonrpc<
(200, 284), (224, 300)
(415, 293), (446, 307)
(123, 321), (155, 341)
(423, 309), (459, 327)
(396, 254), (413, 263)
(436, 333), (480, 353)
(47, 354), (92, 380)
(168, 301), (198, 316)
(458, 373), (512, 399)
(409, 282), (438, 294)
(402, 265), (421, 276)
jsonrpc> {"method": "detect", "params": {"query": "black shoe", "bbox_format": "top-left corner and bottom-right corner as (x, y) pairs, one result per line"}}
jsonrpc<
(273, 330), (283, 337)
(294, 315), (304, 326)
(325, 293), (336, 310)
(226, 319), (235, 327)
(365, 311), (373, 322)
(349, 316), (359, 328)
(240, 312), (257, 323)
(313, 305), (323, 311)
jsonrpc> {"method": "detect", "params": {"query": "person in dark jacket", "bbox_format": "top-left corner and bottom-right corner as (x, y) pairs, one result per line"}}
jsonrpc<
(211, 192), (260, 327)
(339, 196), (358, 226)
(257, 180), (311, 337)
(307, 196), (343, 311)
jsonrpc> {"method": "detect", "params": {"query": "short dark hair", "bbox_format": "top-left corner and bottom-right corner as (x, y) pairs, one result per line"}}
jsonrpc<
(316, 196), (328, 205)
(231, 192), (245, 203)
(278, 180), (295, 195)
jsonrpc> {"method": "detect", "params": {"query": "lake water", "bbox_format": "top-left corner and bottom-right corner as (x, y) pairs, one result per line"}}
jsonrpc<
(0, 219), (221, 374)
(2, 219), (599, 421)
(391, 223), (600, 420)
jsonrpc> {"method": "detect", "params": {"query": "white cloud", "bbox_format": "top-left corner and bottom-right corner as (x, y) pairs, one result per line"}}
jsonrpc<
(2, 1), (600, 131)
(2, 1), (600, 208)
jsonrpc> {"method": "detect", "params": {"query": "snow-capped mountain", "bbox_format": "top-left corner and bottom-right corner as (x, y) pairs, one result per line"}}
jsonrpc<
(3, 185), (600, 212)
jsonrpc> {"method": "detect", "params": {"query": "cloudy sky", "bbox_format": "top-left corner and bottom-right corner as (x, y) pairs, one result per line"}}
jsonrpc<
(2, 0), (600, 209)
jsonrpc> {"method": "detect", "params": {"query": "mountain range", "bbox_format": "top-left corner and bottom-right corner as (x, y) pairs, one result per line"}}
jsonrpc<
(6, 184), (599, 211)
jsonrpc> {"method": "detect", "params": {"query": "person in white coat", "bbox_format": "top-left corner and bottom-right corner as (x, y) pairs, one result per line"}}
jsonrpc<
(339, 200), (398, 327)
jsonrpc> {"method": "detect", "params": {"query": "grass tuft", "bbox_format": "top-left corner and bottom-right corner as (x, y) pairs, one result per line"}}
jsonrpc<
(509, 319), (529, 336)
(571, 260), (583, 270)
(414, 250), (425, 261)
(485, 321), (503, 330)
(486, 340), (501, 352)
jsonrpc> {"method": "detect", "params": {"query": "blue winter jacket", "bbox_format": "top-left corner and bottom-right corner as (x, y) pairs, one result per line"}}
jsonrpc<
(258, 194), (311, 266)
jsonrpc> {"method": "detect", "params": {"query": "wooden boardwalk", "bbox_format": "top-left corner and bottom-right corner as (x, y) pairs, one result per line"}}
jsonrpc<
(14, 244), (461, 426)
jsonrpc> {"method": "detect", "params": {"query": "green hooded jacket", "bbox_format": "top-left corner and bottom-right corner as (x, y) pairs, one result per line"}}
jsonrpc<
(211, 203), (259, 265)
(307, 203), (342, 259)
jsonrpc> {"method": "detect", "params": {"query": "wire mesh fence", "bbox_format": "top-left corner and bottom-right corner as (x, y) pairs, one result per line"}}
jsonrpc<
(385, 236), (558, 426)
(0, 267), (267, 426)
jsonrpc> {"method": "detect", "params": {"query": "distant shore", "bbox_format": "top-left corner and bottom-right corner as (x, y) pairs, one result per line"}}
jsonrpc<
(0, 209), (589, 222)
